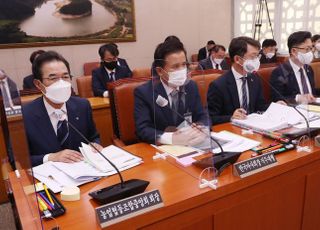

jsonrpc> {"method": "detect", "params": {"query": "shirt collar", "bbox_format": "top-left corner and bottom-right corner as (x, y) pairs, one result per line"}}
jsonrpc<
(289, 57), (302, 74)
(160, 79), (175, 96)
(43, 97), (67, 118)
(232, 66), (246, 80)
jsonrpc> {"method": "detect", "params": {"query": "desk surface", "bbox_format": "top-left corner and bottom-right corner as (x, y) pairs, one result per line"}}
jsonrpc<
(9, 123), (320, 230)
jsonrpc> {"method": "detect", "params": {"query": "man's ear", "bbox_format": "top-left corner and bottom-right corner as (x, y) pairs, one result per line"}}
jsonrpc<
(234, 55), (241, 65)
(33, 79), (45, 93)
(155, 67), (164, 77)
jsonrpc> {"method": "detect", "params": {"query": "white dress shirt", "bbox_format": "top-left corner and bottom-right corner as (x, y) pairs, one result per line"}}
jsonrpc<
(289, 58), (312, 96)
(42, 98), (68, 163)
(232, 67), (249, 107)
(210, 57), (222, 70)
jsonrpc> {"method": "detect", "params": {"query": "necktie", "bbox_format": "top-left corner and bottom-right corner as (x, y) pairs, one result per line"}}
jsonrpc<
(299, 68), (309, 94)
(215, 64), (219, 70)
(241, 77), (248, 112)
(55, 111), (69, 149)
(0, 80), (12, 108)
(110, 72), (115, 81)
(170, 90), (185, 125)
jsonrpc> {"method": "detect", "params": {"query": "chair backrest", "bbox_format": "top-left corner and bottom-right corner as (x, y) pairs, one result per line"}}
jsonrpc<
(108, 77), (150, 145)
(310, 61), (320, 88)
(190, 69), (224, 77)
(276, 56), (289, 64)
(191, 54), (198, 62)
(256, 66), (277, 102)
(132, 68), (151, 78)
(192, 73), (222, 106)
(83, 62), (100, 75)
(76, 75), (94, 98)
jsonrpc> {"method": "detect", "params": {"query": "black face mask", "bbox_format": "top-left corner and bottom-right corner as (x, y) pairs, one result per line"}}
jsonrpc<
(104, 61), (117, 70)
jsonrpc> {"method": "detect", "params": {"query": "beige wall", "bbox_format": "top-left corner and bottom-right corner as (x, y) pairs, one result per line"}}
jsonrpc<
(0, 0), (232, 91)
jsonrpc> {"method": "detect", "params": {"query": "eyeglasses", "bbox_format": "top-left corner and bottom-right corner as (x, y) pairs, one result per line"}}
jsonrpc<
(42, 74), (71, 82)
(293, 46), (314, 52)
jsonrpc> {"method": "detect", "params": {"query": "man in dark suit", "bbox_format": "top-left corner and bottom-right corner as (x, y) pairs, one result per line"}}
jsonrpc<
(135, 40), (208, 145)
(23, 50), (45, 90)
(197, 40), (215, 61)
(23, 51), (102, 166)
(270, 31), (316, 103)
(199, 45), (230, 70)
(92, 43), (132, 97)
(207, 36), (270, 125)
(259, 39), (278, 64)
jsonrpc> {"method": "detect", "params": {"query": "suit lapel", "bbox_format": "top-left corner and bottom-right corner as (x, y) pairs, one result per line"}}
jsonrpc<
(247, 74), (255, 113)
(283, 61), (300, 93)
(66, 99), (81, 145)
(226, 71), (240, 109)
(207, 58), (213, 69)
(154, 81), (174, 124)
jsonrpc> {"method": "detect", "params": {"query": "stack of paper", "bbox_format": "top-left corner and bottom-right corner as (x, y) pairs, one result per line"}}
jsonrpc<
(32, 143), (143, 193)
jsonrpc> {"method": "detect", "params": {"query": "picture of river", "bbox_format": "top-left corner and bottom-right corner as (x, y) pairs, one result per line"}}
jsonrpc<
(19, 0), (116, 37)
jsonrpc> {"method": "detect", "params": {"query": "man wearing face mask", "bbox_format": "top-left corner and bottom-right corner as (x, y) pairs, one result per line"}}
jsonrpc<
(207, 36), (269, 125)
(259, 39), (278, 64)
(270, 31), (316, 103)
(23, 51), (102, 167)
(134, 40), (208, 145)
(92, 43), (132, 97)
(199, 45), (230, 71)
(312, 34), (320, 59)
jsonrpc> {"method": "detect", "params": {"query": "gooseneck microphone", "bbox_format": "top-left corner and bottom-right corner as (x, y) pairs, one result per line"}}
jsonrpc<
(155, 95), (241, 172)
(62, 115), (149, 204)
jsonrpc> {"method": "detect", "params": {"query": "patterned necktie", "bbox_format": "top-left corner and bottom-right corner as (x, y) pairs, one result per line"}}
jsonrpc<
(170, 90), (185, 125)
(55, 111), (69, 149)
(299, 68), (309, 94)
(241, 77), (248, 112)
(110, 72), (115, 81)
(0, 80), (12, 108)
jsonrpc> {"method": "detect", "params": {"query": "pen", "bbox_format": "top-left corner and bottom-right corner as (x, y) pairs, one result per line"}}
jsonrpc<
(260, 144), (283, 154)
(43, 184), (55, 206)
(38, 192), (54, 210)
(37, 197), (48, 211)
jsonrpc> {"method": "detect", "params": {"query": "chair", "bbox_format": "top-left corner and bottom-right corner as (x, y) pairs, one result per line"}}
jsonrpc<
(310, 61), (320, 89)
(191, 54), (198, 62)
(132, 68), (151, 78)
(256, 66), (277, 103)
(276, 56), (289, 64)
(108, 77), (150, 146)
(191, 69), (225, 77)
(192, 73), (223, 106)
(83, 62), (100, 76)
(76, 76), (93, 98)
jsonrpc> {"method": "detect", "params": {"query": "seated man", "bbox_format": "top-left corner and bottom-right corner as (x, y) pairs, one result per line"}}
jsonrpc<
(259, 39), (278, 64)
(198, 40), (215, 61)
(23, 51), (102, 166)
(23, 50), (45, 90)
(134, 40), (208, 145)
(207, 36), (269, 125)
(199, 45), (230, 70)
(92, 43), (132, 97)
(270, 31), (316, 103)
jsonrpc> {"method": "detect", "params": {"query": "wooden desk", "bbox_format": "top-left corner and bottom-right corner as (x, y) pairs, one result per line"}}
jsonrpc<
(9, 123), (320, 229)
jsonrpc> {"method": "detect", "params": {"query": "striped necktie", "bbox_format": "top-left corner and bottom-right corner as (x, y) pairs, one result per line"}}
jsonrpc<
(241, 77), (248, 112)
(55, 111), (69, 149)
(299, 68), (309, 94)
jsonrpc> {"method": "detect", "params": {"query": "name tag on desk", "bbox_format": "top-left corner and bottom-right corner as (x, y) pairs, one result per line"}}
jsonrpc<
(96, 190), (163, 228)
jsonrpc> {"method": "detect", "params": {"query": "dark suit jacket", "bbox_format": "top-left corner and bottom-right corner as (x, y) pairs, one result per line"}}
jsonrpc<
(197, 47), (207, 61)
(199, 57), (230, 70)
(23, 74), (36, 90)
(207, 70), (268, 125)
(259, 50), (277, 64)
(270, 60), (315, 102)
(23, 96), (100, 166)
(134, 80), (208, 144)
(92, 58), (132, 97)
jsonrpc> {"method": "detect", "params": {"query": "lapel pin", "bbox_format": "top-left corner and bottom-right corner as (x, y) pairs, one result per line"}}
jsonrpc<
(76, 117), (79, 120)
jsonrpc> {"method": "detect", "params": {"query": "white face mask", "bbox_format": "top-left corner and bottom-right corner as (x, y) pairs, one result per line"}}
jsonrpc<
(266, 52), (275, 59)
(242, 57), (260, 73)
(167, 68), (188, 88)
(214, 58), (223, 64)
(315, 43), (320, 51)
(297, 51), (313, 65)
(42, 79), (71, 104)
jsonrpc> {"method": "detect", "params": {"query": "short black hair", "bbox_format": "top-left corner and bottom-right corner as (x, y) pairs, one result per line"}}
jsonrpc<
(207, 40), (215, 45)
(210, 44), (226, 54)
(98, 43), (119, 59)
(228, 36), (261, 62)
(287, 31), (312, 53)
(312, 34), (320, 43)
(32, 51), (70, 81)
(262, 39), (277, 48)
(164, 35), (181, 43)
(154, 40), (186, 68)
(29, 50), (45, 64)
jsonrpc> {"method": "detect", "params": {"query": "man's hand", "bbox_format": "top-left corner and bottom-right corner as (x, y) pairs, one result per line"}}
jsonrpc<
(231, 108), (247, 120)
(297, 94), (316, 103)
(172, 125), (206, 146)
(48, 149), (83, 163)
(91, 142), (104, 152)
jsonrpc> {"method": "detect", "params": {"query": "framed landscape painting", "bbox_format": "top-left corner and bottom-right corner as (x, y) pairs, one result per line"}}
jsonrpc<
(0, 0), (136, 48)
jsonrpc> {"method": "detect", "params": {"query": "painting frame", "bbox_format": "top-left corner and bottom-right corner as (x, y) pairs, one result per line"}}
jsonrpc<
(0, 0), (136, 49)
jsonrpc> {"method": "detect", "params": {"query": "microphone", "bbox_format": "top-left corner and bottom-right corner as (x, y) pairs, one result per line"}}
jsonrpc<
(60, 114), (149, 204)
(156, 95), (241, 173)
